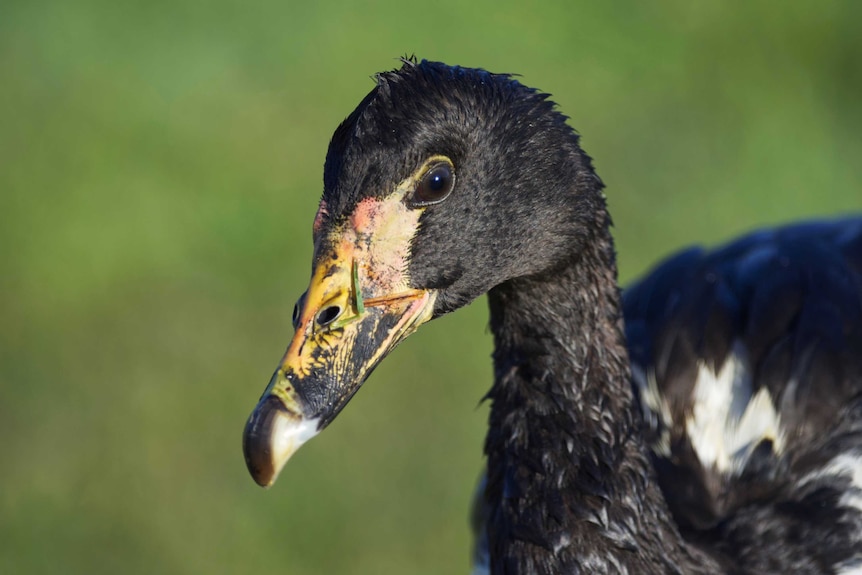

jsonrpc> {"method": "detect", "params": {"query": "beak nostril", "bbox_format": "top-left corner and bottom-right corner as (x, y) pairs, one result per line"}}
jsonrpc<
(315, 305), (343, 327)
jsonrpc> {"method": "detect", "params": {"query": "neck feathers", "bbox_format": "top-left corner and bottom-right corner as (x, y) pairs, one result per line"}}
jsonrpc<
(482, 208), (718, 574)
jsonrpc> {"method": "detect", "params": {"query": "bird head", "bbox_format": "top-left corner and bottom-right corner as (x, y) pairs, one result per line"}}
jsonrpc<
(242, 59), (604, 487)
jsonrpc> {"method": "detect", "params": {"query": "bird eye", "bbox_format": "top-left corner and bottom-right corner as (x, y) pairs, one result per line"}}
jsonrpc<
(292, 291), (307, 329)
(412, 162), (455, 206)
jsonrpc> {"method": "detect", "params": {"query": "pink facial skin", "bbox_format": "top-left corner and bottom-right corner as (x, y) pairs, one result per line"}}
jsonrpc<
(312, 200), (329, 235)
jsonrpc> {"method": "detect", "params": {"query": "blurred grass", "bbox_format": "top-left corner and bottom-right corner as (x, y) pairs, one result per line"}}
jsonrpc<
(1, 0), (860, 573)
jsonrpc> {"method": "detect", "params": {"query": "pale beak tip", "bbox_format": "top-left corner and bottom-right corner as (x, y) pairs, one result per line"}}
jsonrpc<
(243, 395), (319, 488)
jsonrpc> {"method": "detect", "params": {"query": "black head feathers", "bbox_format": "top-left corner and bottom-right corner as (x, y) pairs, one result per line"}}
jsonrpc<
(320, 59), (606, 314)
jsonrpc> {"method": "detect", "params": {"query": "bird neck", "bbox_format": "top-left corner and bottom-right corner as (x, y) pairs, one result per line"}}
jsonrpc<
(483, 208), (715, 573)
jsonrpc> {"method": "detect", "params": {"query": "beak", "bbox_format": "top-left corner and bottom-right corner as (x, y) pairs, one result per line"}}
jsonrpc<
(243, 197), (437, 487)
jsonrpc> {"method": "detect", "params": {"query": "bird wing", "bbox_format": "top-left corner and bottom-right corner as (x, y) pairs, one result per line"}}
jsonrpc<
(623, 216), (862, 532)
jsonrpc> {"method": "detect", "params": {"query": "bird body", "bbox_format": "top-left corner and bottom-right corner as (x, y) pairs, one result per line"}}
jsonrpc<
(624, 218), (862, 573)
(242, 59), (862, 574)
(474, 216), (862, 573)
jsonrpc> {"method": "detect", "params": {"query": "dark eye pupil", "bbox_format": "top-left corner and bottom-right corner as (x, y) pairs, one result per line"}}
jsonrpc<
(414, 163), (454, 205)
(428, 171), (447, 191)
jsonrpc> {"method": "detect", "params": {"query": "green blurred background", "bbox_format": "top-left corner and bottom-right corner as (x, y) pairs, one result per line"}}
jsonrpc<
(1, 1), (860, 573)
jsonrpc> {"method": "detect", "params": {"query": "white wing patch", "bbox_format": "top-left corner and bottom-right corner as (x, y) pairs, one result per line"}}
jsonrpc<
(631, 364), (673, 457)
(686, 345), (784, 475)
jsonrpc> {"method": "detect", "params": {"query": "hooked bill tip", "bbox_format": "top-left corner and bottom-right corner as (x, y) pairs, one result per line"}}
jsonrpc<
(243, 395), (319, 487)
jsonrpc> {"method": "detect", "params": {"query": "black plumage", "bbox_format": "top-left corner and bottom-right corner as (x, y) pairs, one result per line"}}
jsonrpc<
(623, 218), (862, 571)
(249, 58), (862, 574)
